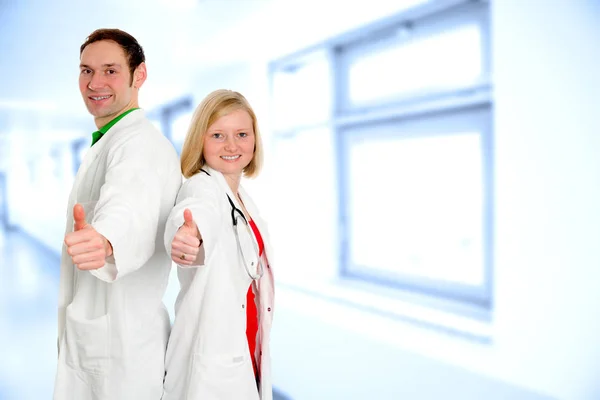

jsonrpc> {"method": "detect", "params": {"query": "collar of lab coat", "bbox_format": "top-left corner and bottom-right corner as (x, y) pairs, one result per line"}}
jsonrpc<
(201, 165), (257, 217)
(79, 110), (145, 168)
(202, 165), (273, 265)
(89, 109), (145, 154)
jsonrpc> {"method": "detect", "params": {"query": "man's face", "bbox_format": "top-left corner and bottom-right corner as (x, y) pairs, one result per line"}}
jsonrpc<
(79, 40), (137, 125)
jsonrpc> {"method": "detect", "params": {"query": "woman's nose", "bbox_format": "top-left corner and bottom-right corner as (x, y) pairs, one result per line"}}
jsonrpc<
(224, 136), (237, 151)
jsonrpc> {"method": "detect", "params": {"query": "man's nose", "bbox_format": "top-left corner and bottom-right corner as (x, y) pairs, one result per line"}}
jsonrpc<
(87, 74), (106, 91)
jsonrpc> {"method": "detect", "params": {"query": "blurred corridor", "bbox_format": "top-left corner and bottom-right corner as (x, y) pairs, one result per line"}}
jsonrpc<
(0, 227), (58, 399)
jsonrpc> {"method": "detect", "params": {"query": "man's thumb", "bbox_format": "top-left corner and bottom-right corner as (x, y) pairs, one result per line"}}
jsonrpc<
(73, 204), (87, 231)
(183, 209), (195, 229)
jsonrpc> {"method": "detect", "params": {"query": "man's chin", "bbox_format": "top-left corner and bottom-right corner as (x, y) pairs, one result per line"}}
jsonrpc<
(86, 106), (114, 119)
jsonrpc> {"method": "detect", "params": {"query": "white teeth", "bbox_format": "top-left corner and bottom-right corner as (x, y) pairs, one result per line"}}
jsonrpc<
(221, 155), (240, 160)
(91, 96), (110, 100)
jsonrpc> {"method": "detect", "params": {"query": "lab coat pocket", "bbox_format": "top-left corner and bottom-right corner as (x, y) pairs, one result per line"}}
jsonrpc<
(64, 304), (109, 376)
(189, 352), (258, 399)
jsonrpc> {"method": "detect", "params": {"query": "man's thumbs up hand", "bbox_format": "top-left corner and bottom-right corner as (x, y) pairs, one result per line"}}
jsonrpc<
(73, 203), (89, 231)
(65, 203), (113, 270)
(171, 208), (202, 266)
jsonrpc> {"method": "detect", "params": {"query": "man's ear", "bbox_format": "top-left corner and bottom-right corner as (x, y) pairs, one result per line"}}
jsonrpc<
(133, 62), (147, 89)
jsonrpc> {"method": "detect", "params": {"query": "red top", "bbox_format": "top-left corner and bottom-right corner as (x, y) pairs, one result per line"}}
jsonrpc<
(247, 219), (264, 379)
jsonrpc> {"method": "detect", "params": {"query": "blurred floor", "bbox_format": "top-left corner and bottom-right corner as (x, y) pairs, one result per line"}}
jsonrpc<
(0, 226), (59, 400)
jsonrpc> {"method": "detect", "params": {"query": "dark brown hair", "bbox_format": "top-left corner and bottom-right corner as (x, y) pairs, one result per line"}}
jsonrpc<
(80, 29), (145, 84)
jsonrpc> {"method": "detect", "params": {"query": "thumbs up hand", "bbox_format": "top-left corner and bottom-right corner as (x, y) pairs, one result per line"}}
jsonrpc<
(65, 203), (113, 270)
(171, 208), (202, 266)
(73, 203), (88, 231)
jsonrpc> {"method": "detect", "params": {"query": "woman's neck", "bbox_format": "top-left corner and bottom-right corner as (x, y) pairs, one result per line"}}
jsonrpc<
(224, 173), (241, 195)
(224, 173), (250, 218)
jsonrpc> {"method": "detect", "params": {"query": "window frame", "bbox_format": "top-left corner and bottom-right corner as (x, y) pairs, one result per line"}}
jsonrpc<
(334, 1), (492, 114)
(268, 0), (494, 317)
(337, 104), (494, 308)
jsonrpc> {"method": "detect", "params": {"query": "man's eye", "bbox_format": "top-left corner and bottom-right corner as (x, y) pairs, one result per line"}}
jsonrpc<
(81, 69), (91, 75)
(107, 69), (116, 74)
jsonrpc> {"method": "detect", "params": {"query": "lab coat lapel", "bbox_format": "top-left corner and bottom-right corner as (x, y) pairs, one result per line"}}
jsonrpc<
(204, 166), (242, 210)
(238, 185), (274, 267)
(70, 140), (100, 205)
(70, 110), (145, 204)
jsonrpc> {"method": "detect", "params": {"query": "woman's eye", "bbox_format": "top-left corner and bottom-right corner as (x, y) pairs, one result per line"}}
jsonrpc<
(212, 133), (223, 139)
(238, 132), (248, 138)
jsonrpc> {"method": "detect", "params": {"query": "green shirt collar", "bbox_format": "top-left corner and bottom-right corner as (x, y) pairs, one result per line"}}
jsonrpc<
(91, 108), (139, 146)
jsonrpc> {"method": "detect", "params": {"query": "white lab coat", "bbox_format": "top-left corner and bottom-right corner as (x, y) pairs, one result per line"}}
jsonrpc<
(53, 110), (182, 400)
(162, 166), (275, 400)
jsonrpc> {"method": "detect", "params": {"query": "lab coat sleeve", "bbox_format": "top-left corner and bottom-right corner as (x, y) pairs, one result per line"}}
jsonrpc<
(164, 176), (223, 268)
(90, 138), (168, 282)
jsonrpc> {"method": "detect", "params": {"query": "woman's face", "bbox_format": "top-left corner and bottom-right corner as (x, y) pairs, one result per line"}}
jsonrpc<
(203, 109), (255, 181)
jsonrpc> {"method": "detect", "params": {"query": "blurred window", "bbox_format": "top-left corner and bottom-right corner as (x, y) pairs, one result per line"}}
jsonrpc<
(270, 0), (492, 313)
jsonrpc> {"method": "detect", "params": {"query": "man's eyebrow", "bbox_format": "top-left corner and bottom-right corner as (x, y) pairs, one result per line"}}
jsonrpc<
(79, 63), (122, 69)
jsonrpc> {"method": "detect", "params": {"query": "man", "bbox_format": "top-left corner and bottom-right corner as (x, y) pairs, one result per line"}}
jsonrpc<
(53, 29), (181, 399)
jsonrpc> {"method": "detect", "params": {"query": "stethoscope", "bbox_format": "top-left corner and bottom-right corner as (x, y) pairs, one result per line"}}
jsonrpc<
(227, 194), (265, 280)
(201, 169), (264, 280)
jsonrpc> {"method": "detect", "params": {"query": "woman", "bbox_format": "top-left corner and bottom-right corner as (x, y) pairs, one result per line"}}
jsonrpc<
(162, 89), (275, 400)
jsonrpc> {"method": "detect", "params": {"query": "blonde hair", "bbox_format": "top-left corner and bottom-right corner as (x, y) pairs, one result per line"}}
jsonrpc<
(180, 89), (263, 179)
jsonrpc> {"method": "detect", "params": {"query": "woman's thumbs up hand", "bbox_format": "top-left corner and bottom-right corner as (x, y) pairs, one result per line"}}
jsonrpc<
(171, 208), (202, 266)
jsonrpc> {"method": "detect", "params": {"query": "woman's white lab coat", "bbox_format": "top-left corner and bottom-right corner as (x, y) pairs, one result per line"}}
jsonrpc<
(53, 110), (182, 400)
(162, 166), (275, 400)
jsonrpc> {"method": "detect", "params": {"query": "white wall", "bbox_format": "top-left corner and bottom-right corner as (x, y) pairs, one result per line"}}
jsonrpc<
(267, 1), (600, 399)
(491, 0), (600, 397)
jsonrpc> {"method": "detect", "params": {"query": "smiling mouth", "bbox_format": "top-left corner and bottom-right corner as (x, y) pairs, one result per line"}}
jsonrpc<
(221, 155), (241, 161)
(89, 95), (112, 101)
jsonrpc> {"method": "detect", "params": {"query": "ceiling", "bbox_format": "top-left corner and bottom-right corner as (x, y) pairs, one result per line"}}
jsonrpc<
(0, 0), (273, 121)
(0, 0), (426, 134)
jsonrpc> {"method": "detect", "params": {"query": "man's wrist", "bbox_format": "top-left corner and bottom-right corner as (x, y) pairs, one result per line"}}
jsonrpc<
(103, 236), (114, 258)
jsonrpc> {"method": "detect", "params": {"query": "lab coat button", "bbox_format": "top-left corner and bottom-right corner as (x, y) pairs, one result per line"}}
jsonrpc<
(267, 307), (271, 312)
(242, 304), (245, 309)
